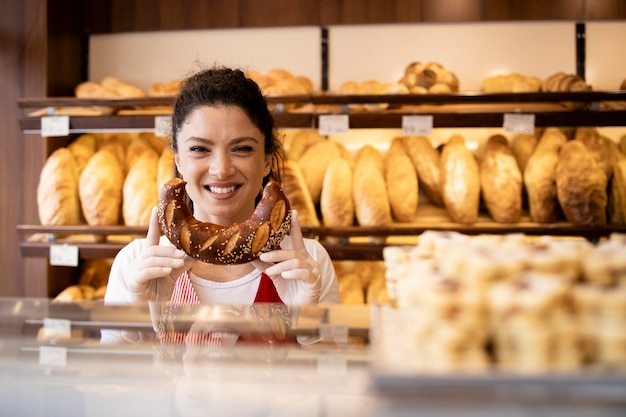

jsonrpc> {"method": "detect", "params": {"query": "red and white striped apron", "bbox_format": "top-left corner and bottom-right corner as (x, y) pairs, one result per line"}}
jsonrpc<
(157, 270), (284, 347)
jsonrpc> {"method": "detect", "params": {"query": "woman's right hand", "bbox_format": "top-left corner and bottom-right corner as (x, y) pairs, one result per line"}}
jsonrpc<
(126, 207), (196, 302)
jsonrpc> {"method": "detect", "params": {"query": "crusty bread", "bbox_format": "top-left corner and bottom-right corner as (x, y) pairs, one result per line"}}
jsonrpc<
(352, 145), (392, 227)
(287, 130), (326, 162)
(100, 76), (146, 98)
(608, 156), (626, 225)
(298, 140), (342, 204)
(511, 133), (538, 173)
(125, 136), (155, 173)
(37, 147), (81, 226)
(79, 148), (125, 226)
(67, 134), (97, 175)
(282, 160), (320, 227)
(156, 147), (176, 194)
(524, 128), (567, 222)
(480, 135), (523, 223)
(123, 147), (159, 226)
(385, 137), (418, 222)
(575, 128), (617, 180)
(402, 135), (443, 206)
(440, 135), (481, 224)
(337, 272), (365, 305)
(556, 140), (607, 226)
(321, 157), (354, 227)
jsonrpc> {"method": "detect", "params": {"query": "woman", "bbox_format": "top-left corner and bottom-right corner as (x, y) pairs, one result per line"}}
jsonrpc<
(102, 66), (340, 345)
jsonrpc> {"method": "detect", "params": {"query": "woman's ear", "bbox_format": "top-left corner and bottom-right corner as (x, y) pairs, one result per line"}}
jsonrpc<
(174, 153), (182, 178)
(263, 154), (272, 177)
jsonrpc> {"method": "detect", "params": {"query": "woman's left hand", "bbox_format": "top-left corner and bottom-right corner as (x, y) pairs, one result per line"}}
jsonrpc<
(251, 210), (322, 304)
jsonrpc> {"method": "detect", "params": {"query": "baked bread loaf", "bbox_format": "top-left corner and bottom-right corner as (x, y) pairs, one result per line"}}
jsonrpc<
(285, 130), (326, 161)
(67, 134), (97, 175)
(158, 178), (291, 264)
(123, 147), (159, 226)
(148, 79), (181, 97)
(337, 272), (365, 305)
(282, 160), (320, 227)
(298, 140), (342, 204)
(321, 157), (354, 227)
(399, 61), (460, 93)
(385, 137), (418, 222)
(100, 76), (146, 98)
(79, 147), (125, 226)
(480, 135), (523, 223)
(402, 135), (443, 206)
(556, 140), (607, 226)
(524, 128), (567, 222)
(75, 81), (118, 98)
(620, 135), (626, 155)
(511, 133), (538, 173)
(608, 157), (626, 225)
(575, 128), (617, 180)
(352, 145), (392, 227)
(125, 135), (155, 172)
(37, 147), (81, 225)
(440, 135), (480, 224)
(481, 73), (542, 93)
(156, 147), (176, 193)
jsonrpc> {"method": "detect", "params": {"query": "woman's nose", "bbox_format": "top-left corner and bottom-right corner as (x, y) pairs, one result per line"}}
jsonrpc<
(209, 152), (235, 178)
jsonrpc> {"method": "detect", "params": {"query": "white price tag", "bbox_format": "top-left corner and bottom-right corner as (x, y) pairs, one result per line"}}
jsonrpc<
(49, 244), (79, 267)
(402, 115), (433, 136)
(39, 345), (67, 367)
(318, 114), (349, 135)
(317, 353), (347, 375)
(319, 323), (349, 345)
(154, 115), (171, 137)
(503, 113), (535, 134)
(41, 115), (70, 137)
(42, 318), (72, 340)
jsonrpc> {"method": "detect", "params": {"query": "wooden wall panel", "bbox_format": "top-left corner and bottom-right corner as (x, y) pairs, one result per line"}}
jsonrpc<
(239, 0), (320, 27)
(585, 0), (626, 19)
(84, 0), (625, 34)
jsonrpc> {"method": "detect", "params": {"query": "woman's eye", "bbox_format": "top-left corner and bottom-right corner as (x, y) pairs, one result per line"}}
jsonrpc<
(233, 145), (253, 153)
(190, 146), (209, 153)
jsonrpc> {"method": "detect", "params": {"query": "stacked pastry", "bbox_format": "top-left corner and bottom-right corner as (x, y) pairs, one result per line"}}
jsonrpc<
(381, 231), (626, 373)
(398, 61), (460, 93)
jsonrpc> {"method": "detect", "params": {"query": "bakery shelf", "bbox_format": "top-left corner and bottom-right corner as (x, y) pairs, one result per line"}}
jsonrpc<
(17, 91), (626, 133)
(17, 221), (626, 261)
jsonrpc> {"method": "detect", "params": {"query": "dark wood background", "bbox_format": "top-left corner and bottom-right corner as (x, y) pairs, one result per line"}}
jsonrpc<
(1, 0), (624, 297)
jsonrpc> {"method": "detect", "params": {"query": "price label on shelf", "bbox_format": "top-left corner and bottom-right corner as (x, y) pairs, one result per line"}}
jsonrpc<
(49, 244), (79, 267)
(41, 115), (70, 137)
(39, 345), (67, 367)
(154, 115), (171, 137)
(402, 115), (433, 136)
(318, 114), (349, 135)
(503, 113), (535, 134)
(42, 318), (72, 340)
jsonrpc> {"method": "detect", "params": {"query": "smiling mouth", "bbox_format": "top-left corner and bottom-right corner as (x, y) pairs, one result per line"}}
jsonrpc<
(206, 185), (239, 194)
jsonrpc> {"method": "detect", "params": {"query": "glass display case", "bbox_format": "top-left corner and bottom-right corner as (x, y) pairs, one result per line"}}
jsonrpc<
(1, 298), (625, 417)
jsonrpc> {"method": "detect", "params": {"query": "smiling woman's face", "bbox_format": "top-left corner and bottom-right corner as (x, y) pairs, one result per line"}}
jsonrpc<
(174, 105), (272, 226)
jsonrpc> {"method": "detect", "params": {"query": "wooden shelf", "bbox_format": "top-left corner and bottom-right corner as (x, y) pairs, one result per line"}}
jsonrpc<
(17, 221), (626, 261)
(18, 92), (626, 133)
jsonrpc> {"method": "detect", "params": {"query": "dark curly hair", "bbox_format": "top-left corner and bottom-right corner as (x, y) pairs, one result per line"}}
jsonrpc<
(171, 66), (283, 184)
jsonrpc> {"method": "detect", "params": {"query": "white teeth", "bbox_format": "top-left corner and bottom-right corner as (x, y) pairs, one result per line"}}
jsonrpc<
(209, 185), (237, 194)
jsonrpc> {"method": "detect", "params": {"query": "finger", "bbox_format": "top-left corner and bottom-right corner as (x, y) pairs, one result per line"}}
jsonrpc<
(145, 206), (162, 247)
(289, 210), (306, 252)
(251, 259), (272, 274)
